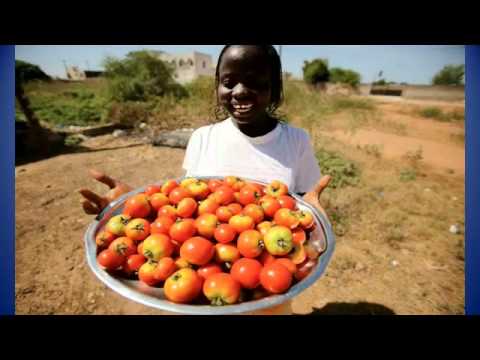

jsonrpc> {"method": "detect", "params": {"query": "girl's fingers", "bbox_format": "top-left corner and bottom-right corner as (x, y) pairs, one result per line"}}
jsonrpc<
(311, 175), (331, 196)
(89, 169), (117, 189)
(82, 200), (101, 215)
(79, 188), (108, 209)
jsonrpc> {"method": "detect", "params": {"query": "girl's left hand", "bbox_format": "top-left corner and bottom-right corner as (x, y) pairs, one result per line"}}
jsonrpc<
(302, 175), (331, 218)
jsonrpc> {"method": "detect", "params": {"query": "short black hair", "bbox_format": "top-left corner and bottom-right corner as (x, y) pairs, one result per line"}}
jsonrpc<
(215, 45), (284, 116)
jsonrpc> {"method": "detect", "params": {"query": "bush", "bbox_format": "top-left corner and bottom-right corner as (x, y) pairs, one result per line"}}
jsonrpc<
(15, 60), (50, 84)
(29, 90), (108, 126)
(432, 64), (464, 86)
(103, 51), (187, 102)
(303, 59), (330, 85)
(419, 107), (464, 122)
(329, 67), (361, 87)
(106, 101), (150, 127)
(316, 149), (360, 188)
(185, 76), (216, 99)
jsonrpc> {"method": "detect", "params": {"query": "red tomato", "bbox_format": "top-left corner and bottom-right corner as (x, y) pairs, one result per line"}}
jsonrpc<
(153, 257), (177, 281)
(257, 221), (273, 237)
(150, 216), (175, 235)
(292, 228), (307, 245)
(186, 180), (210, 200)
(149, 193), (170, 211)
(95, 230), (116, 249)
(260, 262), (293, 294)
(227, 203), (243, 215)
(125, 218), (150, 241)
(259, 195), (281, 219)
(216, 206), (234, 222)
(138, 261), (161, 286)
(229, 214), (255, 233)
(238, 186), (261, 206)
(213, 185), (235, 205)
(197, 263), (223, 281)
(169, 186), (192, 205)
(242, 204), (265, 224)
(158, 205), (177, 221)
(176, 197), (198, 218)
(198, 198), (220, 216)
(274, 258), (297, 274)
(137, 241), (144, 256)
(97, 249), (125, 270)
(230, 258), (263, 289)
(208, 179), (224, 193)
(258, 251), (276, 266)
(169, 218), (196, 244)
(213, 224), (237, 244)
(164, 268), (203, 303)
(214, 243), (240, 264)
(142, 234), (174, 261)
(237, 230), (263, 258)
(179, 236), (215, 266)
(195, 213), (218, 239)
(123, 194), (152, 218)
(274, 208), (300, 229)
(224, 176), (246, 191)
(203, 273), (241, 306)
(145, 184), (162, 196)
(109, 237), (137, 257)
(123, 254), (146, 275)
(277, 195), (297, 210)
(161, 180), (179, 196)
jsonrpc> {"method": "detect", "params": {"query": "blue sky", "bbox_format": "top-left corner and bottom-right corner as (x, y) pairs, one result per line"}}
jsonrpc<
(15, 45), (465, 85)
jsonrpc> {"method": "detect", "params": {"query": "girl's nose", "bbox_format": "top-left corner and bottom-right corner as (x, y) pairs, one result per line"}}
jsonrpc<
(232, 83), (249, 98)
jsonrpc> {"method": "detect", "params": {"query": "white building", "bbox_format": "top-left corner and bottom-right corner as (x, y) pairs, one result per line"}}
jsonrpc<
(149, 50), (216, 84)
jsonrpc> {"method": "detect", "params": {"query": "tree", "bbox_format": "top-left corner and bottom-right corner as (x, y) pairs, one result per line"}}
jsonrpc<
(103, 51), (187, 102)
(15, 60), (50, 83)
(303, 59), (330, 85)
(329, 67), (361, 87)
(15, 60), (64, 160)
(432, 64), (465, 86)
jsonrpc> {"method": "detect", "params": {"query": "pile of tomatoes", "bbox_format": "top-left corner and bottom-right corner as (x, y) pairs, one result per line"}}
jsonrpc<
(96, 176), (324, 306)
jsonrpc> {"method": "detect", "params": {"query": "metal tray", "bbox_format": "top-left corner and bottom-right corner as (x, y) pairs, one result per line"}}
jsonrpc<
(84, 177), (336, 315)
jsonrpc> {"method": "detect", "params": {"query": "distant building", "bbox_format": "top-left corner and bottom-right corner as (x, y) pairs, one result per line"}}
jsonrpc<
(148, 50), (215, 84)
(66, 66), (104, 81)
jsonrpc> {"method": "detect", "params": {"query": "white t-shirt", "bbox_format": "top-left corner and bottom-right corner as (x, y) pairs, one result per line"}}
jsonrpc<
(182, 118), (321, 194)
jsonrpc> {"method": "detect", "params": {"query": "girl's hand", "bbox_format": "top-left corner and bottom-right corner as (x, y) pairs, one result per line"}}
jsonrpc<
(302, 175), (331, 218)
(78, 169), (133, 215)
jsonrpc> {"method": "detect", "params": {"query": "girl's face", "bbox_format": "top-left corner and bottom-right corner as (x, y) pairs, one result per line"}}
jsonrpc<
(217, 46), (272, 124)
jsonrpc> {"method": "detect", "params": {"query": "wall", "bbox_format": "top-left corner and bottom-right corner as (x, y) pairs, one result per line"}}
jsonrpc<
(358, 84), (465, 101)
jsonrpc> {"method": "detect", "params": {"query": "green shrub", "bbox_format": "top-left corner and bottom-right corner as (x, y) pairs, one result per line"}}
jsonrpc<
(432, 64), (465, 86)
(400, 169), (417, 182)
(303, 59), (330, 85)
(103, 51), (187, 102)
(330, 67), (361, 87)
(316, 149), (360, 188)
(15, 60), (50, 84)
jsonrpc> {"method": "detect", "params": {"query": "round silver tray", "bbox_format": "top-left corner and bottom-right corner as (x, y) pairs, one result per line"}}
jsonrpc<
(84, 176), (336, 315)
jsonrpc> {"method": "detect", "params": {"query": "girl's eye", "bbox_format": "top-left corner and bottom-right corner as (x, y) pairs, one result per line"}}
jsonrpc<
(222, 79), (233, 88)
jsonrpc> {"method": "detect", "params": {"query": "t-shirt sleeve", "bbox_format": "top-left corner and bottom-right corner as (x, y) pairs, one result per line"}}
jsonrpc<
(294, 131), (322, 193)
(182, 129), (202, 175)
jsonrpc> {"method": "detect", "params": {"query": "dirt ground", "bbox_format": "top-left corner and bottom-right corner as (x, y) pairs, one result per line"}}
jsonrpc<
(15, 96), (465, 315)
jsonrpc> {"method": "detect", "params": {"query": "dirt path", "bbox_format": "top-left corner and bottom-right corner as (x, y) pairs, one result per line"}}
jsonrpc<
(323, 129), (464, 175)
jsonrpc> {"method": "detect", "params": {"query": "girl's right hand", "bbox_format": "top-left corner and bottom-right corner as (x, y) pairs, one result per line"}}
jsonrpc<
(79, 169), (133, 215)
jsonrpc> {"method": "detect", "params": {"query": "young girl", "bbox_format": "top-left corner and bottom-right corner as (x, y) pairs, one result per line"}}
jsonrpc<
(80, 45), (330, 215)
(79, 45), (331, 315)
